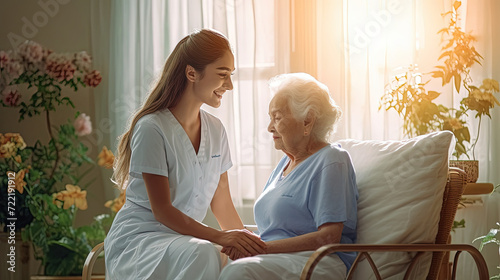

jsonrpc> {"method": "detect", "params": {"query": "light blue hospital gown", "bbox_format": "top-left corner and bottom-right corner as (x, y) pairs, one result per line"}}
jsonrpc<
(220, 144), (358, 280)
(104, 109), (232, 280)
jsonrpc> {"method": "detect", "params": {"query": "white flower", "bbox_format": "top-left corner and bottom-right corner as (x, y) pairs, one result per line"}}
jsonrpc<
(46, 52), (71, 65)
(75, 51), (92, 72)
(17, 41), (44, 64)
(6, 59), (23, 79)
(1, 56), (24, 86)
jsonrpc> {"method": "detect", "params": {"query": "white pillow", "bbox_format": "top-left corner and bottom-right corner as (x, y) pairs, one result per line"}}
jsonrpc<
(337, 131), (453, 280)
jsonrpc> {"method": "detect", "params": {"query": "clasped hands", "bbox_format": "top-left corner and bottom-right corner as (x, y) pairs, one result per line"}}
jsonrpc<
(219, 229), (267, 260)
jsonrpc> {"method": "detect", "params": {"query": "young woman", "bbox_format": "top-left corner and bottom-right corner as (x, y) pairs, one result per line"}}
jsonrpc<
(104, 29), (266, 280)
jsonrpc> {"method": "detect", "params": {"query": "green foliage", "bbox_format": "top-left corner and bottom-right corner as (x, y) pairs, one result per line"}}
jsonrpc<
(452, 218), (465, 231)
(473, 222), (500, 279)
(0, 147), (34, 231)
(21, 195), (111, 276)
(380, 0), (500, 160)
(380, 70), (447, 137)
(0, 115), (95, 232)
(9, 71), (79, 122)
(473, 224), (500, 251)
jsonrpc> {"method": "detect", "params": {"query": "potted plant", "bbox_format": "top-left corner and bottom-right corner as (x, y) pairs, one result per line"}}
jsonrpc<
(0, 41), (117, 278)
(380, 0), (500, 183)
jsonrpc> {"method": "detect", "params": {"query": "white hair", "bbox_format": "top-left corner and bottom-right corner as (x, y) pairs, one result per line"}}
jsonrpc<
(268, 73), (342, 142)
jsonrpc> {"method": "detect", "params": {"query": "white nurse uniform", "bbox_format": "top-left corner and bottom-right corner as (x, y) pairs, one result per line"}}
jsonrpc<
(104, 109), (232, 280)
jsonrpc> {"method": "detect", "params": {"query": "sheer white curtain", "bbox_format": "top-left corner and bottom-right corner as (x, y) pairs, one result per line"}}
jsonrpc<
(316, 0), (500, 277)
(91, 0), (289, 206)
(202, 0), (289, 203)
(317, 0), (447, 142)
(450, 0), (500, 277)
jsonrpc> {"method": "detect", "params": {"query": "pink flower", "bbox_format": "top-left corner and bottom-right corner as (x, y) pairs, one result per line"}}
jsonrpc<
(0, 51), (10, 69)
(46, 53), (76, 82)
(2, 86), (21, 106)
(46, 62), (76, 82)
(73, 113), (92, 136)
(84, 70), (102, 87)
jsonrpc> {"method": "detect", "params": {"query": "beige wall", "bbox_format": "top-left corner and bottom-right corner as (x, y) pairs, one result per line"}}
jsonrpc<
(0, 0), (108, 275)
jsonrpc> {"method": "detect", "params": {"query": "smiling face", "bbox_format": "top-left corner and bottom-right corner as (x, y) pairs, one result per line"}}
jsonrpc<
(192, 51), (235, 108)
(267, 93), (305, 153)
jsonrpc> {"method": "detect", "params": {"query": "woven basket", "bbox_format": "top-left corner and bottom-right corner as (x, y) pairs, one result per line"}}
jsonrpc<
(449, 160), (479, 183)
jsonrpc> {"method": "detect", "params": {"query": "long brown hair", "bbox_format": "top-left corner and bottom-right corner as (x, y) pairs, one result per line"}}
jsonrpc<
(113, 29), (231, 189)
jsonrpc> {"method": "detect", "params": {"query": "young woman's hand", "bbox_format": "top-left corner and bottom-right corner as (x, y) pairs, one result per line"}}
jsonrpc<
(216, 229), (266, 257)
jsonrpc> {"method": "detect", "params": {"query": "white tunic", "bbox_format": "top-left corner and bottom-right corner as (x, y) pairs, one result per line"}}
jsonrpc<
(104, 109), (232, 280)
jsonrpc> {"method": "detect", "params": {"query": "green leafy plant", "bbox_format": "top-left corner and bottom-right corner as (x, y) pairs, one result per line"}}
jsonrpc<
(452, 218), (465, 231)
(473, 222), (500, 279)
(380, 0), (500, 159)
(22, 191), (111, 275)
(0, 40), (115, 276)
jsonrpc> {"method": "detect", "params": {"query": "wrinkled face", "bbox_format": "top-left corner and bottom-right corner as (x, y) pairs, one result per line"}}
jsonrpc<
(267, 93), (304, 152)
(193, 51), (235, 108)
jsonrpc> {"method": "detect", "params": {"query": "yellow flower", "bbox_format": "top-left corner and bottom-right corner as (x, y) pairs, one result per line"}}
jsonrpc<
(0, 133), (26, 158)
(448, 118), (463, 130)
(16, 170), (27, 194)
(3, 133), (26, 149)
(105, 190), (126, 213)
(52, 192), (64, 208)
(14, 155), (21, 163)
(7, 170), (27, 194)
(97, 146), (115, 169)
(103, 200), (112, 208)
(0, 142), (16, 158)
(482, 79), (500, 92)
(53, 184), (88, 210)
(470, 88), (500, 107)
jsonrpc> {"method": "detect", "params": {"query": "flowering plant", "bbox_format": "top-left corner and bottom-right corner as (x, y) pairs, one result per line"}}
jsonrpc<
(99, 146), (126, 213)
(0, 40), (117, 276)
(380, 1), (499, 159)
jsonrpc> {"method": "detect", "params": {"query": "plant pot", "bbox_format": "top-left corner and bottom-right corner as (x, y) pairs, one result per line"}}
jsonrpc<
(449, 160), (479, 183)
(30, 276), (105, 280)
(0, 232), (30, 280)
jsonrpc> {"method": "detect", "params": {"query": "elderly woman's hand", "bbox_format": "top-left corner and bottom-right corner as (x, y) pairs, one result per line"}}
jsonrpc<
(216, 229), (266, 257)
(221, 246), (251, 260)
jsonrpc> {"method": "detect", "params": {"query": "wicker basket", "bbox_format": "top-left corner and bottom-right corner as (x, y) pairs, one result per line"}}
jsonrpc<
(449, 160), (479, 183)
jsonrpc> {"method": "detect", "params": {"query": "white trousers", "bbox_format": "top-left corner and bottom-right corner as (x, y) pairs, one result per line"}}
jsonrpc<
(106, 235), (221, 280)
(219, 251), (347, 280)
(152, 236), (222, 280)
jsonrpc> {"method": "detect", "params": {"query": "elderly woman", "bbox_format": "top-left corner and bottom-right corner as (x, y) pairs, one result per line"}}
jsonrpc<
(219, 73), (358, 279)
